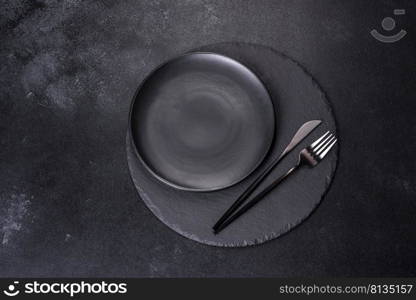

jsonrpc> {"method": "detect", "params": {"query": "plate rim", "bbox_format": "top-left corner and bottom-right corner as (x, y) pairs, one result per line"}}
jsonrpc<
(128, 51), (276, 192)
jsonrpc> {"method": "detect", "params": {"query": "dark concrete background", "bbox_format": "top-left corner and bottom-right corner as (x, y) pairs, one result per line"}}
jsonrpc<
(0, 0), (415, 277)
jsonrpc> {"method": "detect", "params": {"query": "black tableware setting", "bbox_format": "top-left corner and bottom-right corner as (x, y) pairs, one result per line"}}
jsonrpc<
(5, 0), (416, 282)
(127, 42), (338, 247)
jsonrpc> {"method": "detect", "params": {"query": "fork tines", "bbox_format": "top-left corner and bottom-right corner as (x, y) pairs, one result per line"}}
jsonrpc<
(310, 131), (337, 159)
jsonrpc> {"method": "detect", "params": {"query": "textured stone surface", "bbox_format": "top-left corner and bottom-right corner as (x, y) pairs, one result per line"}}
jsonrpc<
(127, 42), (337, 247)
(1, 0), (415, 276)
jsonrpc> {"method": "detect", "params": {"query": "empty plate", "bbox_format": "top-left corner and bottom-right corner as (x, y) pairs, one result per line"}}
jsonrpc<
(130, 52), (275, 191)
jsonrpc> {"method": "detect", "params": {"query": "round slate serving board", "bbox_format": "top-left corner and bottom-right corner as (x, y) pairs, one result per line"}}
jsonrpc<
(127, 42), (338, 247)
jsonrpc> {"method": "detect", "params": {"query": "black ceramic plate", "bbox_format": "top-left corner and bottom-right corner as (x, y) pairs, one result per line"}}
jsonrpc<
(130, 52), (275, 191)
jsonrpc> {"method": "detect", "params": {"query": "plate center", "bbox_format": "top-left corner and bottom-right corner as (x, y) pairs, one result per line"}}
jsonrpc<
(171, 91), (234, 151)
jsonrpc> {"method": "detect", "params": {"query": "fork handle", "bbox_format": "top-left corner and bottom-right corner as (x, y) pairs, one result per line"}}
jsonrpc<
(214, 164), (301, 234)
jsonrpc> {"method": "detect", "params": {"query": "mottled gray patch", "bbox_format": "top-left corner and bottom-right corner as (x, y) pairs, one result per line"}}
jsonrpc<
(64, 233), (72, 242)
(21, 52), (61, 92)
(45, 76), (77, 111)
(1, 192), (31, 246)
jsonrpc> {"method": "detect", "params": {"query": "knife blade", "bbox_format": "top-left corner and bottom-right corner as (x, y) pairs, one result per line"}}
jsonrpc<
(279, 120), (322, 158)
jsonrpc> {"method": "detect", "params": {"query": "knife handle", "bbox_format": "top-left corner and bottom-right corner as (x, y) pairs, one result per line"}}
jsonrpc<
(212, 154), (284, 231)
